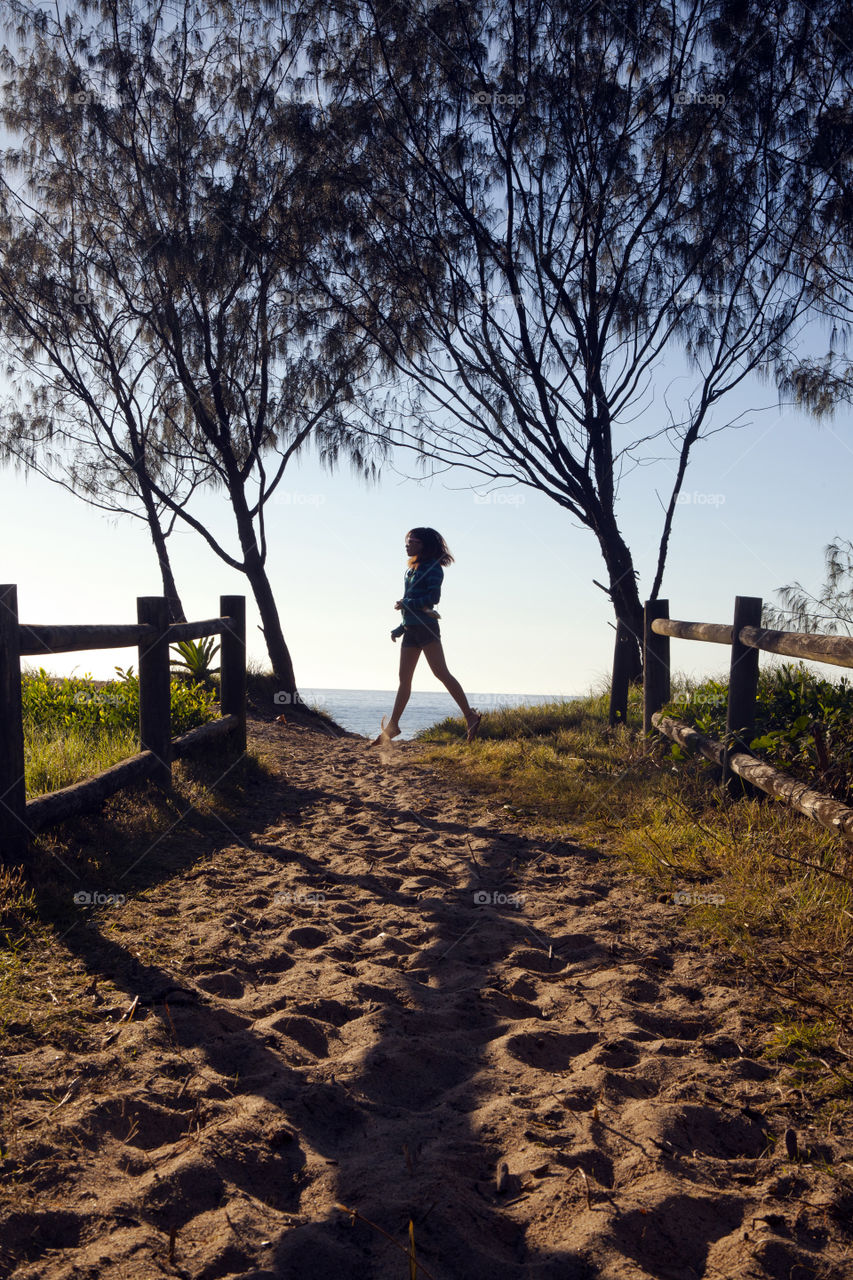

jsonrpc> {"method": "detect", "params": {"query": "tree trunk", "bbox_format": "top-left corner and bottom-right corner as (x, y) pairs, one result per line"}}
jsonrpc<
(137, 471), (187, 623)
(227, 475), (298, 698)
(243, 549), (298, 699)
(150, 515), (186, 624)
(596, 517), (644, 681)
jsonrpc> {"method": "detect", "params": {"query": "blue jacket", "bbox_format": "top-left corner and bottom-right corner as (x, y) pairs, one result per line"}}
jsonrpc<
(400, 560), (443, 627)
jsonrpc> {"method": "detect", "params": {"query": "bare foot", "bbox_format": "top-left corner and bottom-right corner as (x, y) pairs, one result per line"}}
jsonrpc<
(368, 716), (401, 747)
(465, 711), (482, 742)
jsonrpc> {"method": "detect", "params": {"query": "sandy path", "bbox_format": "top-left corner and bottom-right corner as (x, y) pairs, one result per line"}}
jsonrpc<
(1, 717), (850, 1279)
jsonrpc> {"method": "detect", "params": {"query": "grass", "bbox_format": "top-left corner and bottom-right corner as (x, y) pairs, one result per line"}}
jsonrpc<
(21, 667), (217, 798)
(415, 679), (853, 1105)
(25, 723), (140, 798)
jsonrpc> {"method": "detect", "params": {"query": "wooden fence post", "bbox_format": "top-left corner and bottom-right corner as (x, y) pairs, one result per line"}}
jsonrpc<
(220, 595), (246, 755)
(724, 595), (762, 790)
(0, 586), (28, 862)
(137, 597), (171, 785)
(609, 620), (631, 726)
(643, 599), (670, 734)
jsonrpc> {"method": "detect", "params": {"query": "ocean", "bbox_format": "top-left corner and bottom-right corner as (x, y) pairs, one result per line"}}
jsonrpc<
(294, 688), (576, 739)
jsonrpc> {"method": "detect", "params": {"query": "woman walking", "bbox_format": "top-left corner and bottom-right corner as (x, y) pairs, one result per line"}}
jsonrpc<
(371, 527), (481, 745)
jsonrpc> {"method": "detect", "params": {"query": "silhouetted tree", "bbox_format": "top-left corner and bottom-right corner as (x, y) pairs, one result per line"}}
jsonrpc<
(0, 0), (381, 692)
(307, 0), (842, 676)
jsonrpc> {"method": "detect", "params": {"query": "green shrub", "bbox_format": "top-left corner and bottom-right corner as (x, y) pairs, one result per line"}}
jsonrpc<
(22, 667), (216, 737)
(20, 668), (217, 796)
(170, 637), (220, 687)
(663, 663), (853, 802)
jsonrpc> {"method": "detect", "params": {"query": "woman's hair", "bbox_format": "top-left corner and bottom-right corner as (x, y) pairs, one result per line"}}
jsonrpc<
(408, 526), (454, 567)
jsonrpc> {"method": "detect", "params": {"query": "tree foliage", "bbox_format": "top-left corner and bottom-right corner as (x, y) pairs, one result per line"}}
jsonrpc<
(306, 0), (846, 672)
(764, 539), (853, 635)
(0, 0), (384, 688)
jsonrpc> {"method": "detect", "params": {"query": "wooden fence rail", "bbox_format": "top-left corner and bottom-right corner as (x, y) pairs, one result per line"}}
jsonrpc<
(0, 587), (246, 863)
(638, 594), (853, 841)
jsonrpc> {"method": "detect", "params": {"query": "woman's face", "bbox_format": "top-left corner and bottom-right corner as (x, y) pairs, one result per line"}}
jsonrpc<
(405, 531), (423, 556)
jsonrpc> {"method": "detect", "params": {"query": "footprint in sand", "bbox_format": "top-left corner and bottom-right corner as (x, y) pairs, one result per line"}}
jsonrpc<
(138, 1154), (226, 1226)
(557, 1145), (615, 1189)
(356, 1042), (470, 1110)
(621, 977), (662, 1003)
(195, 971), (245, 999)
(261, 951), (296, 973)
(96, 1096), (194, 1151)
(480, 988), (544, 1021)
(506, 946), (570, 975)
(201, 1108), (304, 1212)
(262, 1013), (332, 1057)
(290, 997), (360, 1027)
(287, 925), (328, 949)
(624, 1100), (767, 1159)
(503, 1029), (600, 1070)
(595, 1067), (664, 1099)
(589, 1036), (642, 1069)
(329, 913), (370, 934)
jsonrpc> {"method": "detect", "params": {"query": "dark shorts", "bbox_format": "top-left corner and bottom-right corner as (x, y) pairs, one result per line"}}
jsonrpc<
(401, 620), (441, 648)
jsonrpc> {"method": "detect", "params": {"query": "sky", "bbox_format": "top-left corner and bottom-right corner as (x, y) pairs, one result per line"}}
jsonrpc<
(2, 360), (851, 697)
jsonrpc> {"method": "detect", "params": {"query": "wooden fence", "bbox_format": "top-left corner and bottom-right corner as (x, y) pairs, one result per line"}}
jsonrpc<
(636, 594), (853, 841)
(0, 586), (246, 862)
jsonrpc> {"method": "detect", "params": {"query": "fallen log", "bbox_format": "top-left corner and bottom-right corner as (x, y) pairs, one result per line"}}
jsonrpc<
(26, 751), (160, 833)
(652, 713), (853, 843)
(171, 715), (240, 758)
(24, 716), (240, 834)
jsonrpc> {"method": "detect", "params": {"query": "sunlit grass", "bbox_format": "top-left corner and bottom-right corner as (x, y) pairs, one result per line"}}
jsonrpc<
(20, 667), (216, 797)
(24, 723), (140, 798)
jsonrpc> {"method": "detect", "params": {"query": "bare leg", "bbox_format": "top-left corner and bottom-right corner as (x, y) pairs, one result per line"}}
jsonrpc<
(370, 644), (421, 744)
(422, 641), (481, 738)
